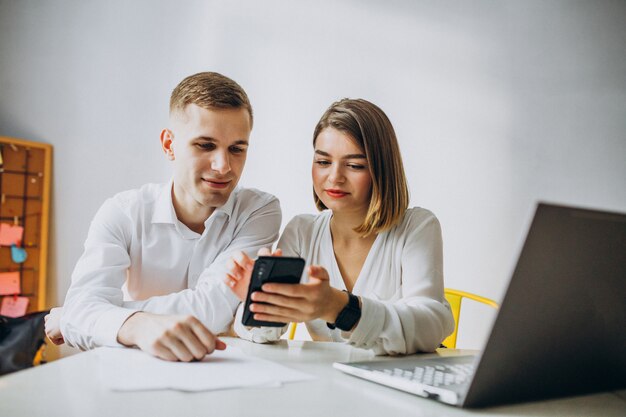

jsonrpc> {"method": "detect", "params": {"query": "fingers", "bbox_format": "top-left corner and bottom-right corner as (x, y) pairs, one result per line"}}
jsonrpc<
(308, 265), (330, 281)
(188, 317), (219, 353)
(215, 338), (227, 350)
(225, 252), (256, 301)
(44, 308), (66, 345)
(261, 282), (305, 297)
(128, 313), (223, 362)
(259, 266), (329, 294)
(231, 251), (254, 274)
(257, 247), (283, 257)
(225, 272), (239, 288)
(49, 334), (65, 345)
(250, 310), (296, 324)
(169, 317), (222, 361)
(257, 247), (271, 256)
(250, 301), (295, 318)
(159, 331), (196, 362)
(181, 325), (213, 360)
(151, 340), (178, 362)
(251, 291), (302, 309)
(47, 334), (65, 345)
(227, 257), (248, 279)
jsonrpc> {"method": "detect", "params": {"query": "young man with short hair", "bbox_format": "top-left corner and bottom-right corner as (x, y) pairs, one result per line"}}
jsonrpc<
(46, 72), (280, 362)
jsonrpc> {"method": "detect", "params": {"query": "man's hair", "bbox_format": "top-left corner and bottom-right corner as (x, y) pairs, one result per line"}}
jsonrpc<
(312, 98), (409, 236)
(169, 72), (253, 127)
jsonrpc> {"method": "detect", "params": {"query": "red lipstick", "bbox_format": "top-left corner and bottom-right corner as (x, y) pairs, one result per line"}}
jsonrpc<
(325, 189), (348, 198)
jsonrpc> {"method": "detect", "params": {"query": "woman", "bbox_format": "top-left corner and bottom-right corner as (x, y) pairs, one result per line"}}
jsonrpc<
(226, 99), (453, 355)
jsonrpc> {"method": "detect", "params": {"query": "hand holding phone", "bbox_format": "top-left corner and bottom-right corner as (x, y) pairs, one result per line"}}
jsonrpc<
(242, 256), (305, 327)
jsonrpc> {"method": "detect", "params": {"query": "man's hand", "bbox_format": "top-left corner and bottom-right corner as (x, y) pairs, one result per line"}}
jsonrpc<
(116, 312), (226, 362)
(44, 307), (65, 345)
(225, 248), (283, 301)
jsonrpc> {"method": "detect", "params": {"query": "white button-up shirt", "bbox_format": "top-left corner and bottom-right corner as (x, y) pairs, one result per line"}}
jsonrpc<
(60, 181), (281, 350)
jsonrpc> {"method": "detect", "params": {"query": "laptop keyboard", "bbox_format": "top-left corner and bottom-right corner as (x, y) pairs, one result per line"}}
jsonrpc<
(379, 363), (474, 387)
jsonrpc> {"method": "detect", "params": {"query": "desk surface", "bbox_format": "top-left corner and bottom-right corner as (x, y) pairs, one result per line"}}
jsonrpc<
(1, 338), (625, 417)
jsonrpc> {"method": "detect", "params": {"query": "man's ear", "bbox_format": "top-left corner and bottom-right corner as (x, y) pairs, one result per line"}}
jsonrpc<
(160, 129), (175, 161)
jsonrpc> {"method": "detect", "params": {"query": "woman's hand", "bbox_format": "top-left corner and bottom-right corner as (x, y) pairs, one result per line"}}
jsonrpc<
(248, 265), (349, 324)
(224, 248), (283, 302)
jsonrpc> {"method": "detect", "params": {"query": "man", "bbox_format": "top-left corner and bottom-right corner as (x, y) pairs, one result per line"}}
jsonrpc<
(45, 72), (281, 362)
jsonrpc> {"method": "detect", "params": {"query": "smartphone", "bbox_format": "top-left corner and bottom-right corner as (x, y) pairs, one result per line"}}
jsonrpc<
(241, 256), (305, 327)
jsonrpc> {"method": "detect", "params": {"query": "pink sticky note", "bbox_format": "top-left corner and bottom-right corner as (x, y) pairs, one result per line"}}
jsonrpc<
(0, 223), (24, 246)
(1, 296), (29, 317)
(0, 271), (21, 295)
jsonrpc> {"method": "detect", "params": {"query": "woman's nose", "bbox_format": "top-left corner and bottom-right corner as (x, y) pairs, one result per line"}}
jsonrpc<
(328, 165), (345, 184)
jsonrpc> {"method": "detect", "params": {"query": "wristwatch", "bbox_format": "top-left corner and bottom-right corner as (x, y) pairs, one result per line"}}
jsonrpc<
(327, 291), (361, 331)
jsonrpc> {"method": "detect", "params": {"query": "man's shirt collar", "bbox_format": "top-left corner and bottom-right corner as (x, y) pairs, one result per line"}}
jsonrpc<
(152, 179), (238, 226)
(151, 179), (177, 225)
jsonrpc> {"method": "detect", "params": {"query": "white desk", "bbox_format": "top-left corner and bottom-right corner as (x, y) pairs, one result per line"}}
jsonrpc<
(1, 338), (625, 417)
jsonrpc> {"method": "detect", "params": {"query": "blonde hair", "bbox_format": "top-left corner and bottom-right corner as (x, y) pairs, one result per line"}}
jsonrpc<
(313, 98), (409, 236)
(169, 72), (253, 127)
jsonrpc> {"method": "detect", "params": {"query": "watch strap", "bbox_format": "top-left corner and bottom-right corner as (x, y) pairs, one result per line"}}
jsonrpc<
(327, 291), (361, 331)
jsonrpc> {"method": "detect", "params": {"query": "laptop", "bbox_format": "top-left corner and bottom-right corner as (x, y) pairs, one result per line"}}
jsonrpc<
(334, 203), (626, 407)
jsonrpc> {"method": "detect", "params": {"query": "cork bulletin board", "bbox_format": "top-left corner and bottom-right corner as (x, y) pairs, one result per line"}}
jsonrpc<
(0, 137), (52, 316)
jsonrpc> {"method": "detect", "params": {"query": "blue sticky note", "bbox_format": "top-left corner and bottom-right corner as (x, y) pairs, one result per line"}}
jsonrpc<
(11, 245), (27, 263)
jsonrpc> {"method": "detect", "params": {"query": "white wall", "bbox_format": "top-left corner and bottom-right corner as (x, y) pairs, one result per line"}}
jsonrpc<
(1, 0), (625, 351)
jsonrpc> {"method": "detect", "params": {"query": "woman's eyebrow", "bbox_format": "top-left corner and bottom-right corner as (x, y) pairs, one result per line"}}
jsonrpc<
(314, 149), (366, 159)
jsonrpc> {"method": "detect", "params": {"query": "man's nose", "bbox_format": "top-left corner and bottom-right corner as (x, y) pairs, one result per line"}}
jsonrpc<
(211, 151), (231, 175)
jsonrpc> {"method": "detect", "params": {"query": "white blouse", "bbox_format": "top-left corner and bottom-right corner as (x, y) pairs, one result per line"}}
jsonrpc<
(235, 208), (454, 355)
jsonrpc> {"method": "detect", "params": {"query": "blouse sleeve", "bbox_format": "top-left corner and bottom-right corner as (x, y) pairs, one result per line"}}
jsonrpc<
(344, 211), (454, 355)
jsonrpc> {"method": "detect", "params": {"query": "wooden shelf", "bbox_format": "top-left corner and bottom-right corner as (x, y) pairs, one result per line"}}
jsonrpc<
(0, 137), (52, 313)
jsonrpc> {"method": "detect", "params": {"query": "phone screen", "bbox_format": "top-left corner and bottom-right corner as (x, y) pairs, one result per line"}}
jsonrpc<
(242, 256), (305, 327)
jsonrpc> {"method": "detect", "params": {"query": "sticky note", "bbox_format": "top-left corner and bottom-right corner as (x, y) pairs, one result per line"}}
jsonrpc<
(0, 223), (24, 246)
(0, 271), (20, 295)
(0, 296), (29, 318)
(11, 245), (28, 263)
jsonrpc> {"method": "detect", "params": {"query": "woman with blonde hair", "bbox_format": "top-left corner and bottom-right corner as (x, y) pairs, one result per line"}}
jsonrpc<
(227, 99), (453, 355)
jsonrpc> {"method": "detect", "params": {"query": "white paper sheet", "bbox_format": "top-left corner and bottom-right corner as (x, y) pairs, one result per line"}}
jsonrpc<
(97, 345), (314, 391)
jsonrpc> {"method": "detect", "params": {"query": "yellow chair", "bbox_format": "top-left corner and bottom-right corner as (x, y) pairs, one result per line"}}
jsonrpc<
(442, 288), (498, 349)
(287, 288), (498, 345)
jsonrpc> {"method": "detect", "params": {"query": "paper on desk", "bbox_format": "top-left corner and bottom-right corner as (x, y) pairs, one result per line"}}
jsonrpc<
(97, 345), (314, 391)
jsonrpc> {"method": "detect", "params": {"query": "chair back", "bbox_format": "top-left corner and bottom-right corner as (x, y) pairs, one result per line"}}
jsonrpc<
(442, 288), (498, 349)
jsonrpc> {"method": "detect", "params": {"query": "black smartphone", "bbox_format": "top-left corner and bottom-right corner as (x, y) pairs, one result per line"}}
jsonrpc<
(242, 256), (305, 327)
